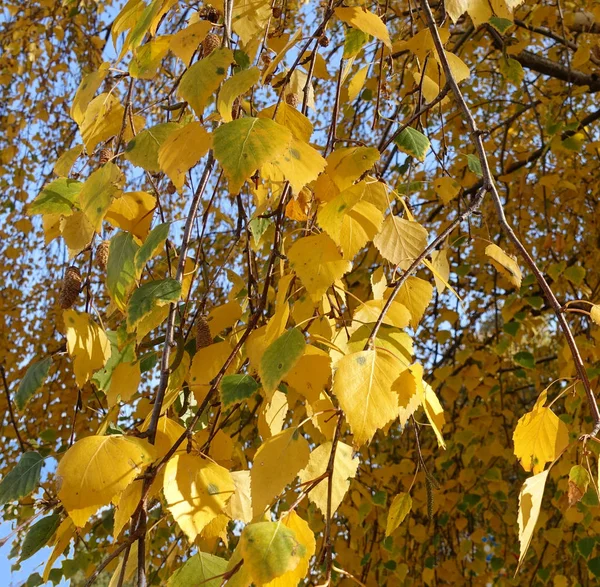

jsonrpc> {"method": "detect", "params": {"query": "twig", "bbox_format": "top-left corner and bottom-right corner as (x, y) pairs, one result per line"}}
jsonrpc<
(0, 366), (25, 453)
(419, 0), (600, 435)
(145, 154), (215, 444)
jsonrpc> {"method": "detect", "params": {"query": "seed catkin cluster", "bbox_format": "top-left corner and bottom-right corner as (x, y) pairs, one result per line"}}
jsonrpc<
(202, 33), (221, 56)
(285, 93), (299, 108)
(59, 266), (82, 309)
(95, 240), (110, 271)
(98, 148), (112, 165)
(196, 317), (213, 350)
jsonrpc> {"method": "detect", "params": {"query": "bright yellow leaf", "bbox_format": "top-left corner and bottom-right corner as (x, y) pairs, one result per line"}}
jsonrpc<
(163, 453), (235, 541)
(56, 435), (156, 526)
(63, 310), (111, 388)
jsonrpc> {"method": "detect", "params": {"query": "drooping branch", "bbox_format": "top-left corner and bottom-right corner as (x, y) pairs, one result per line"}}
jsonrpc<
(420, 0), (600, 434)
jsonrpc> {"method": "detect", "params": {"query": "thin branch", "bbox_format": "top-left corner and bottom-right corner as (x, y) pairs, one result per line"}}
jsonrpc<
(0, 366), (26, 453)
(420, 0), (600, 434)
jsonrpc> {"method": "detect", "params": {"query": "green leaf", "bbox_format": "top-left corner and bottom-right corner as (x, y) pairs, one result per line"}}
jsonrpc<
(489, 17), (514, 33)
(124, 123), (180, 173)
(220, 374), (260, 407)
(0, 452), (44, 505)
(240, 521), (304, 584)
(20, 514), (61, 561)
(564, 265), (586, 286)
(92, 332), (136, 391)
(106, 232), (139, 311)
(135, 222), (170, 277)
(343, 28), (370, 58)
(213, 117), (292, 193)
(15, 357), (52, 410)
(499, 57), (524, 85)
(167, 552), (228, 587)
(249, 217), (271, 246)
(79, 162), (123, 230)
(127, 278), (181, 330)
(259, 328), (306, 395)
(393, 127), (430, 162)
(577, 537), (596, 558)
(179, 48), (234, 116)
(466, 154), (483, 177)
(28, 178), (82, 215)
(589, 556), (600, 578)
(513, 351), (535, 369)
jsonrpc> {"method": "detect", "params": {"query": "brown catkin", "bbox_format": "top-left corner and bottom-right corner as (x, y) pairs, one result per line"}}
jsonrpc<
(95, 240), (110, 271)
(166, 181), (177, 195)
(196, 317), (213, 350)
(199, 5), (221, 23)
(285, 93), (299, 108)
(318, 34), (330, 47)
(99, 147), (112, 165)
(202, 32), (221, 56)
(272, 6), (282, 18)
(59, 266), (82, 309)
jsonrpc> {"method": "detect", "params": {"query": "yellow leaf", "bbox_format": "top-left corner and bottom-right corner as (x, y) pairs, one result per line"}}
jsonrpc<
(106, 361), (140, 407)
(163, 453), (235, 541)
(333, 350), (403, 446)
(213, 117), (292, 193)
(231, 0), (271, 44)
(395, 276), (433, 329)
(353, 299), (411, 329)
(56, 435), (156, 526)
(430, 249), (450, 293)
(170, 21), (212, 65)
(188, 341), (237, 405)
(287, 234), (352, 299)
(316, 146), (380, 198)
(70, 62), (110, 125)
(264, 512), (315, 587)
(412, 363), (446, 449)
(298, 441), (359, 514)
(591, 305), (600, 325)
(105, 191), (156, 240)
(260, 102), (313, 143)
(485, 243), (523, 288)
(517, 469), (550, 572)
(335, 7), (392, 48)
(433, 176), (460, 205)
(265, 135), (326, 194)
(226, 470), (254, 523)
(206, 300), (243, 338)
(113, 478), (142, 539)
(386, 492), (412, 535)
(285, 345), (332, 404)
(258, 390), (288, 439)
(60, 210), (95, 257)
(64, 310), (111, 388)
(158, 122), (212, 190)
(43, 518), (76, 582)
(251, 427), (310, 515)
(217, 67), (261, 123)
(513, 390), (569, 473)
(178, 48), (234, 116)
(240, 521), (302, 584)
(348, 65), (369, 102)
(79, 93), (144, 153)
(438, 50), (470, 83)
(129, 36), (171, 79)
(318, 185), (384, 259)
(374, 216), (429, 270)
(393, 368), (421, 426)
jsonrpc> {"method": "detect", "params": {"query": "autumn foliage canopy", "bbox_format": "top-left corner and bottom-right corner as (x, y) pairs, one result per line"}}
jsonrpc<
(3, 0), (600, 584)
